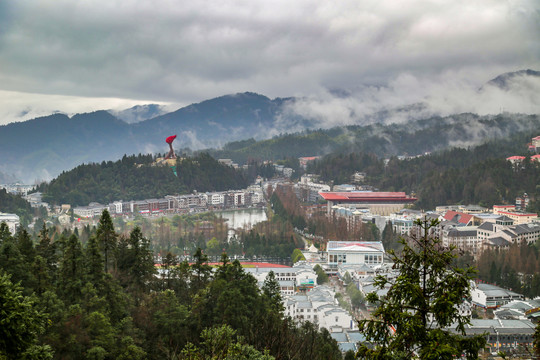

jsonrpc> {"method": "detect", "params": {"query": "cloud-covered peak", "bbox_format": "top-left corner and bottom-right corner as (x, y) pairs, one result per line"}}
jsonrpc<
(0, 0), (537, 123)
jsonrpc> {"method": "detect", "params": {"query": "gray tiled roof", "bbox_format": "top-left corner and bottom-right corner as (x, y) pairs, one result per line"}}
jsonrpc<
(478, 222), (494, 231)
(487, 237), (510, 247)
(331, 332), (348, 342)
(447, 229), (477, 237)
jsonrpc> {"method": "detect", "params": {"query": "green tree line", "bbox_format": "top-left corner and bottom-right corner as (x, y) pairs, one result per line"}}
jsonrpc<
(306, 131), (540, 211)
(0, 210), (342, 359)
(36, 153), (251, 206)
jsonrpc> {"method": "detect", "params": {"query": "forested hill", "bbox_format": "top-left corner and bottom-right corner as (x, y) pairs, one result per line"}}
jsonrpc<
(306, 130), (540, 211)
(0, 189), (35, 225)
(207, 113), (540, 163)
(35, 153), (250, 206)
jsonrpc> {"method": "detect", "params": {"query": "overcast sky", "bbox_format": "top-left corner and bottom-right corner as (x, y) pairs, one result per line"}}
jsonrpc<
(0, 0), (539, 125)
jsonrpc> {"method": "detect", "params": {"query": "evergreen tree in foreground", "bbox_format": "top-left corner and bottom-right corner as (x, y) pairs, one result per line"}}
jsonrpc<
(0, 271), (53, 359)
(356, 218), (486, 360)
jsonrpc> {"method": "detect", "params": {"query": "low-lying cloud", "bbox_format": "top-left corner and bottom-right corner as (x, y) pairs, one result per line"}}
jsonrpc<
(0, 0), (538, 126)
(279, 70), (540, 130)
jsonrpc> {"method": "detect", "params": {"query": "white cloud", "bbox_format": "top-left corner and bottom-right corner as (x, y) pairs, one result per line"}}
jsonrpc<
(0, 0), (537, 125)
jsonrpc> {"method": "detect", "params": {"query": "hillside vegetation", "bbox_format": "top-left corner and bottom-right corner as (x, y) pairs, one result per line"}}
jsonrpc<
(306, 130), (540, 211)
(36, 153), (249, 206)
(207, 113), (540, 163)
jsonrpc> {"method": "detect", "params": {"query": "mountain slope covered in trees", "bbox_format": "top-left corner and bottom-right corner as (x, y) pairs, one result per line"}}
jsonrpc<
(306, 130), (540, 211)
(36, 153), (250, 206)
(0, 93), (293, 182)
(1, 86), (538, 183)
(207, 113), (540, 163)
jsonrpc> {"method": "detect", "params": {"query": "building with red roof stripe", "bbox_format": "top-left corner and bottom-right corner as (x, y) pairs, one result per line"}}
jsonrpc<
(319, 191), (417, 216)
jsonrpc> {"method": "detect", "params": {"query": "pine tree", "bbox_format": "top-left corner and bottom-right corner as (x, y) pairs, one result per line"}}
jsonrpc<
(127, 227), (156, 296)
(84, 235), (105, 289)
(0, 271), (53, 359)
(356, 218), (486, 359)
(262, 271), (284, 314)
(0, 222), (12, 244)
(36, 224), (56, 271)
(59, 234), (84, 304)
(15, 228), (35, 265)
(96, 209), (117, 273)
(190, 247), (212, 295)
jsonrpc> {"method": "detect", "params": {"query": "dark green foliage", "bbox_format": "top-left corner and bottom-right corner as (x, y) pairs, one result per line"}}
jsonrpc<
(241, 230), (300, 259)
(307, 152), (384, 185)
(0, 233), (32, 290)
(0, 271), (53, 359)
(357, 218), (486, 359)
(292, 248), (306, 263)
(58, 234), (85, 305)
(0, 189), (35, 225)
(96, 209), (117, 273)
(180, 325), (275, 359)
(117, 227), (156, 301)
(0, 222), (12, 244)
(209, 114), (539, 165)
(262, 271), (284, 314)
(36, 153), (249, 206)
(210, 131), (339, 165)
(176, 152), (249, 192)
(0, 211), (342, 360)
(313, 264), (328, 285)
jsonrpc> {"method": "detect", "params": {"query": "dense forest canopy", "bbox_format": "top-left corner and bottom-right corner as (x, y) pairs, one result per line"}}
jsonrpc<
(35, 153), (251, 206)
(0, 211), (343, 359)
(307, 130), (540, 211)
(207, 113), (540, 164)
(0, 189), (41, 226)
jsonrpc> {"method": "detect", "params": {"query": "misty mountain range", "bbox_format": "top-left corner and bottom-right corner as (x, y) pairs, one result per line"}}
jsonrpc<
(0, 70), (538, 184)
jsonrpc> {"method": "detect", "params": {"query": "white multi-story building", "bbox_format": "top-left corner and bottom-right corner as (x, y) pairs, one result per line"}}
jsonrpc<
(327, 241), (385, 270)
(0, 213), (20, 234)
(244, 265), (317, 296)
(478, 216), (540, 249)
(283, 285), (356, 330)
(471, 283), (524, 309)
(441, 226), (479, 253)
(207, 192), (225, 206)
(0, 183), (35, 196)
(109, 201), (123, 214)
(73, 203), (107, 218)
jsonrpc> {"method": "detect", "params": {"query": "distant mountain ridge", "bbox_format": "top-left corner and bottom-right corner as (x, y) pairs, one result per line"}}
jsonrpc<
(0, 69), (538, 183)
(0, 92), (297, 182)
(485, 69), (540, 90)
(109, 104), (169, 124)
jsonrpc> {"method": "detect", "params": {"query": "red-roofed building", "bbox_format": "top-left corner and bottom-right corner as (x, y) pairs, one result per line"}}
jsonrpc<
(443, 210), (475, 226)
(493, 211), (538, 225)
(506, 156), (526, 165)
(319, 191), (417, 216)
(298, 156), (320, 169)
(532, 154), (540, 163)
